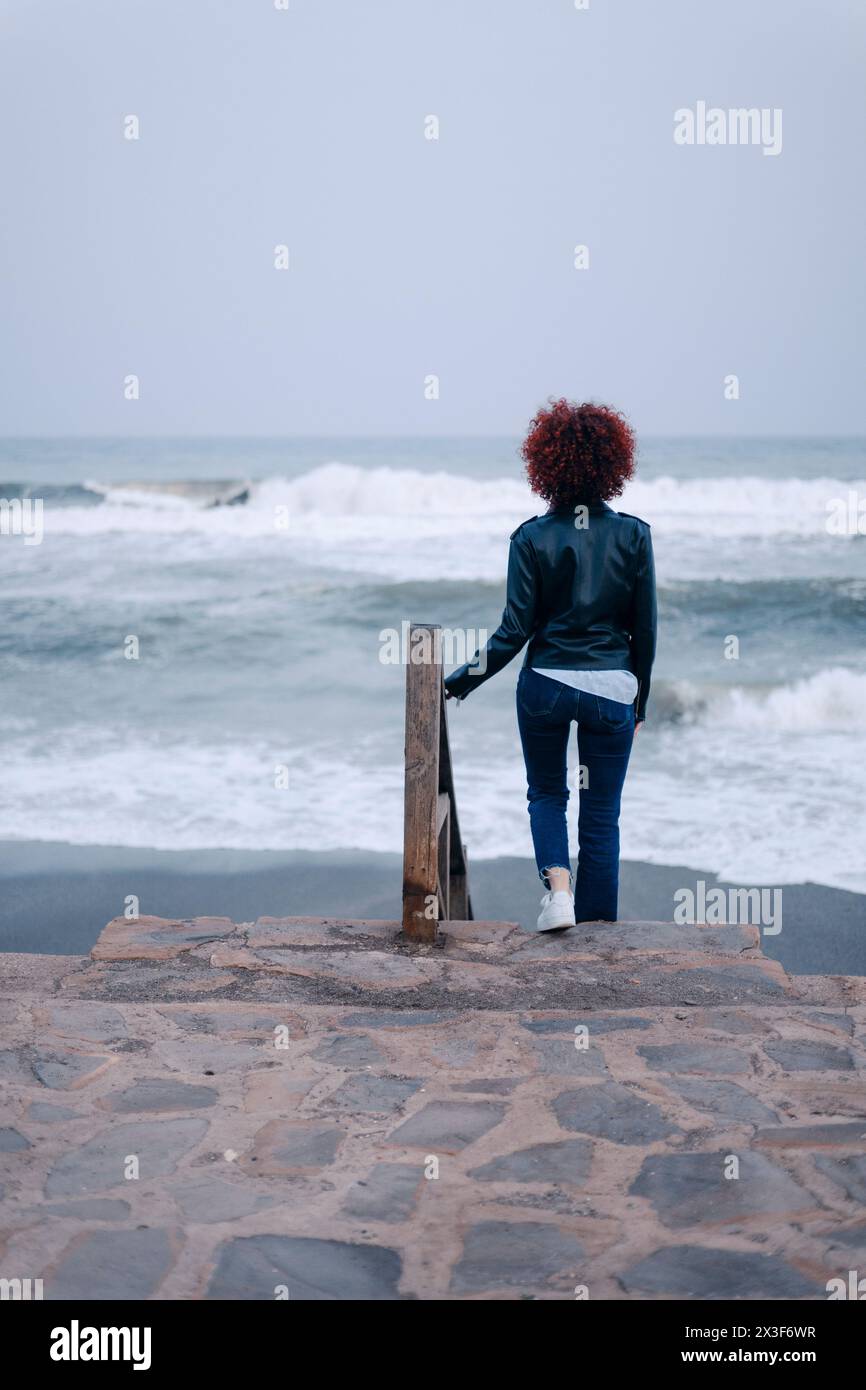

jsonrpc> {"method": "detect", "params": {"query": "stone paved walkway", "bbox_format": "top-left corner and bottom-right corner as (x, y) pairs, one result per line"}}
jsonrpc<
(1, 914), (865, 1299)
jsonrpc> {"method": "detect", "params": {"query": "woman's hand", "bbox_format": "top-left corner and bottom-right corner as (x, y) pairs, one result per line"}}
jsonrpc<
(634, 721), (644, 736)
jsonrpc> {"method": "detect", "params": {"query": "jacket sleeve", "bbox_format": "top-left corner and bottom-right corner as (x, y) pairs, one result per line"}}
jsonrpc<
(630, 524), (657, 722)
(444, 530), (538, 699)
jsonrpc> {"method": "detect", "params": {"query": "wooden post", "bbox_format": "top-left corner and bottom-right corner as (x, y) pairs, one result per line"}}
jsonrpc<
(402, 624), (442, 941)
(437, 682), (472, 921)
(402, 622), (474, 941)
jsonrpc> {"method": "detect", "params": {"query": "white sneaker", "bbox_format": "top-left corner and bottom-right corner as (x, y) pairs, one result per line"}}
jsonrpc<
(537, 890), (575, 932)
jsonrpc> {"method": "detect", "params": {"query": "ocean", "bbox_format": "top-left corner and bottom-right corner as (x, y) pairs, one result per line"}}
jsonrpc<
(2, 436), (865, 893)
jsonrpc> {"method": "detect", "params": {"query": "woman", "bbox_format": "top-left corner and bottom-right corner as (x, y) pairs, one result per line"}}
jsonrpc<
(444, 399), (657, 932)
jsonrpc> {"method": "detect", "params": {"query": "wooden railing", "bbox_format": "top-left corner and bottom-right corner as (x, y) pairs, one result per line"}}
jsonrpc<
(402, 623), (472, 942)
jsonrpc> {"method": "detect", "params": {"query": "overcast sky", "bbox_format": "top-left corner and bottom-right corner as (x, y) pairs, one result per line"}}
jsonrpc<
(1, 0), (864, 436)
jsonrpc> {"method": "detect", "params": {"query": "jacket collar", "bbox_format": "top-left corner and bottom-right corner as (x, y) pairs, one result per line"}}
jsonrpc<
(549, 499), (614, 517)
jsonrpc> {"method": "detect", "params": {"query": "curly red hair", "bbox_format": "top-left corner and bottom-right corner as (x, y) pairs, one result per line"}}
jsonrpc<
(520, 399), (636, 508)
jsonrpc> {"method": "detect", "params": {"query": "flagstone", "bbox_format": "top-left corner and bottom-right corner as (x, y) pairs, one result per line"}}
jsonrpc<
(814, 1154), (866, 1204)
(521, 1013), (651, 1035)
(31, 1047), (115, 1090)
(341, 1010), (451, 1029)
(26, 1102), (81, 1123)
(341, 1164), (423, 1222)
(152, 1040), (269, 1074)
(764, 1040), (857, 1071)
(243, 1070), (318, 1113)
(92, 915), (237, 962)
(451, 1220), (585, 1292)
(695, 1009), (776, 1035)
(0, 1126), (31, 1151)
(159, 1007), (306, 1039)
(754, 1121), (866, 1149)
(804, 1011), (855, 1035)
(664, 1079), (777, 1124)
(41, 1003), (129, 1043)
(45, 1116), (208, 1196)
(620, 1244), (821, 1298)
(323, 1074), (422, 1115)
(171, 1175), (277, 1223)
(533, 1037), (609, 1076)
(243, 1120), (344, 1174)
(311, 1032), (384, 1068)
(630, 1150), (816, 1227)
(387, 1101), (507, 1152)
(822, 1221), (866, 1250)
(469, 1139), (593, 1185)
(46, 1228), (175, 1300)
(102, 1078), (219, 1112)
(638, 1043), (750, 1075)
(206, 1234), (405, 1300)
(0, 1049), (31, 1082)
(553, 1083), (679, 1144)
(42, 1198), (131, 1220)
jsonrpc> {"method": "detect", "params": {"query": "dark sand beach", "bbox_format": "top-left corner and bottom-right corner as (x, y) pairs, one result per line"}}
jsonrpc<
(1, 841), (863, 976)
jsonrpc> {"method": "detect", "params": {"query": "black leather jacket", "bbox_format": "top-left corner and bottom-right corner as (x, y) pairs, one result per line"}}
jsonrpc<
(444, 501), (657, 721)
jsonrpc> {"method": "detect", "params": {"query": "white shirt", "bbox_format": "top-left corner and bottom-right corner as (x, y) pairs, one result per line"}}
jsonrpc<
(533, 667), (638, 705)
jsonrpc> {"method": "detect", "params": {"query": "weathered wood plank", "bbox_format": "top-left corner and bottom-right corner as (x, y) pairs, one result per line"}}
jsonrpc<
(449, 840), (470, 920)
(438, 805), (451, 922)
(402, 624), (441, 941)
(438, 685), (468, 879)
(402, 621), (474, 936)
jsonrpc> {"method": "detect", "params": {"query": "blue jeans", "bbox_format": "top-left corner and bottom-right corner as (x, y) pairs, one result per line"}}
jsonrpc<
(516, 668), (635, 923)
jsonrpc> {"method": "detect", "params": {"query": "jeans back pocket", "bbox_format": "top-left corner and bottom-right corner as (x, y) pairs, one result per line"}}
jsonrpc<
(518, 669), (564, 718)
(594, 693), (634, 730)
